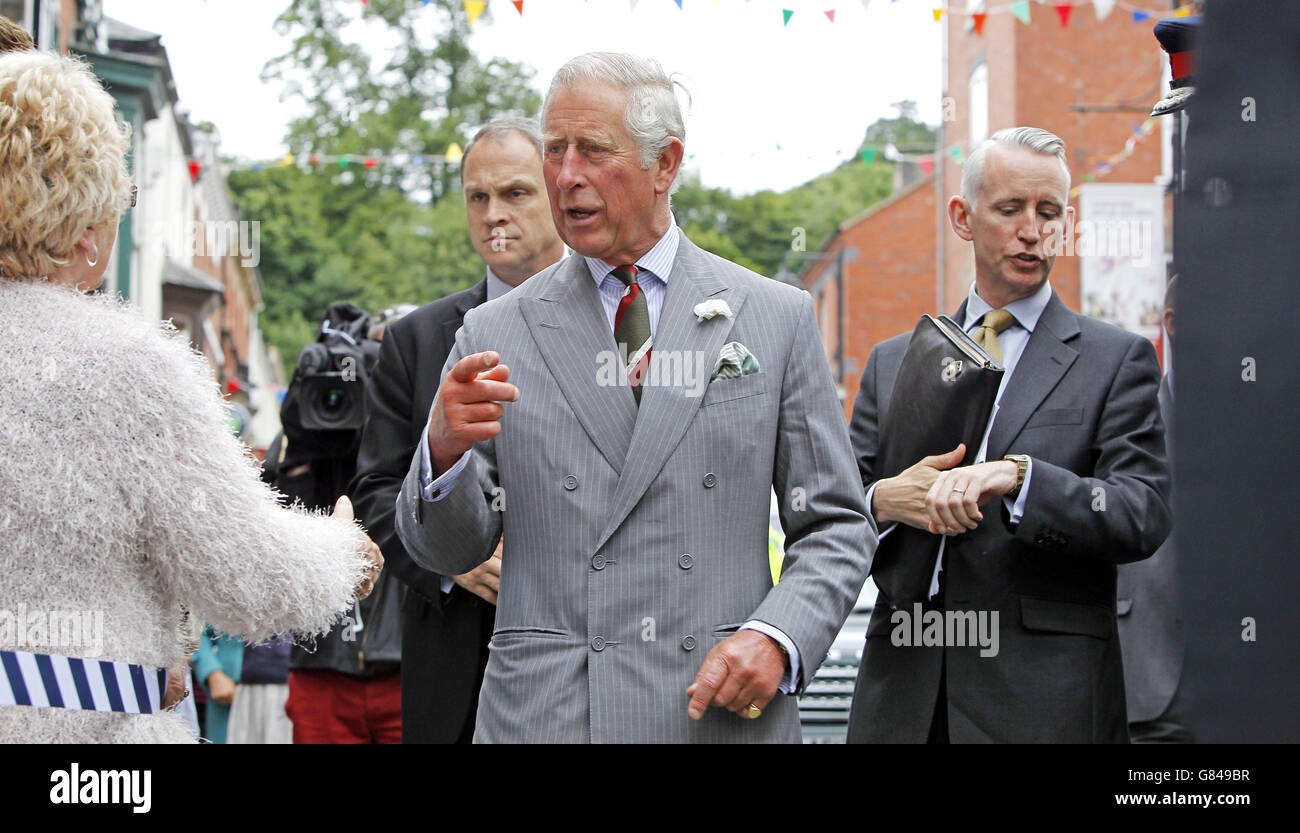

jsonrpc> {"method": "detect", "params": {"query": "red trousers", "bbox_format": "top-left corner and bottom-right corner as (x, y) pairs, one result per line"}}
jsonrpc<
(286, 669), (402, 744)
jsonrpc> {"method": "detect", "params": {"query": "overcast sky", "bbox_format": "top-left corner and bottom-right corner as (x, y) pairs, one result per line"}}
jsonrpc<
(103, 0), (941, 195)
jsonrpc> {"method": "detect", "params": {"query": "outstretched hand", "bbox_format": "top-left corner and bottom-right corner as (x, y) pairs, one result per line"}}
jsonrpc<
(334, 495), (383, 600)
(427, 351), (519, 476)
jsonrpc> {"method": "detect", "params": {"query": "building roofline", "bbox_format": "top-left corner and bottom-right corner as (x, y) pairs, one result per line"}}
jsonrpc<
(799, 175), (935, 285)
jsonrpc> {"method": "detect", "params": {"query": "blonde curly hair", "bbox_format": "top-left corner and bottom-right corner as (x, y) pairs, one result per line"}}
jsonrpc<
(0, 50), (132, 279)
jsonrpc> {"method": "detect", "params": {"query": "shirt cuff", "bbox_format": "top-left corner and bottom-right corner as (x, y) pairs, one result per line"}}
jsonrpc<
(440, 575), (455, 595)
(418, 427), (470, 502)
(1002, 456), (1033, 526)
(865, 481), (898, 539)
(740, 621), (801, 694)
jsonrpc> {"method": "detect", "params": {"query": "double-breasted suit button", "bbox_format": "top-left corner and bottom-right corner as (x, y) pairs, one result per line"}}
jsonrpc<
(592, 554), (607, 570)
(563, 474), (579, 490)
(702, 472), (717, 488)
(590, 636), (606, 652)
(681, 635), (696, 651)
(678, 553), (694, 570)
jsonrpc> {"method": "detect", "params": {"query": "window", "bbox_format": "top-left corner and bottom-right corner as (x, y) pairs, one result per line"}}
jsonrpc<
(969, 62), (989, 145)
(0, 0), (59, 51)
(0, 0), (29, 32)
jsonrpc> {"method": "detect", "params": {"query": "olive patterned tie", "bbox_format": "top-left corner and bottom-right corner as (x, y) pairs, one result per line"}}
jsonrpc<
(612, 265), (652, 405)
(972, 309), (1016, 364)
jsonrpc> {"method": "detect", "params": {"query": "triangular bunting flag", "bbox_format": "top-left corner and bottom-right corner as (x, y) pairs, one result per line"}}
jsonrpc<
(920, 157), (934, 177)
(464, 1), (486, 26)
(860, 148), (877, 165)
(1092, 0), (1116, 21)
(1010, 1), (1030, 25)
(933, 9), (943, 23)
(1174, 5), (1194, 17)
(513, 0), (524, 15)
(1132, 9), (1149, 23)
(972, 12), (987, 35)
(1054, 3), (1072, 28)
(674, 0), (683, 9)
(825, 10), (835, 23)
(884, 143), (902, 162)
(783, 9), (794, 26)
(445, 142), (464, 163)
(947, 145), (964, 163)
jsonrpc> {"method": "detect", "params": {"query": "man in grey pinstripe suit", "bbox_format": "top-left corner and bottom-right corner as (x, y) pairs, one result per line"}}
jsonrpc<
(395, 52), (875, 743)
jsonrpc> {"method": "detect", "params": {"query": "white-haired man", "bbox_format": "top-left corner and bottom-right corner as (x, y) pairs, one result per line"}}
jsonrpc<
(396, 52), (875, 743)
(846, 127), (1171, 743)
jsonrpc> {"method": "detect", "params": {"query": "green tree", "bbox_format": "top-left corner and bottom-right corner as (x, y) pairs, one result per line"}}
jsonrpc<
(670, 105), (932, 277)
(242, 0), (540, 374)
(859, 99), (938, 155)
(265, 0), (539, 200)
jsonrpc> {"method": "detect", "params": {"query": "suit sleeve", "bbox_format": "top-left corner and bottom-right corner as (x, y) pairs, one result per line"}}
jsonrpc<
(748, 291), (877, 692)
(348, 322), (446, 602)
(1013, 335), (1171, 563)
(848, 344), (885, 492)
(395, 308), (503, 577)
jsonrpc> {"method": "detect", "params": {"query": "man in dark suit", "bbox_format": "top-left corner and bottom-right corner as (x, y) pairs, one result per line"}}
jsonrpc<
(1117, 275), (1191, 742)
(846, 127), (1171, 743)
(349, 119), (564, 743)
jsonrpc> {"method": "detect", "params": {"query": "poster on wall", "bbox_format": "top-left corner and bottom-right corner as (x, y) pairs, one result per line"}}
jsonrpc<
(1076, 183), (1167, 344)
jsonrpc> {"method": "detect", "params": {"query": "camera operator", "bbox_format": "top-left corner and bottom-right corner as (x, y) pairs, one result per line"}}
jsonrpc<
(263, 302), (411, 743)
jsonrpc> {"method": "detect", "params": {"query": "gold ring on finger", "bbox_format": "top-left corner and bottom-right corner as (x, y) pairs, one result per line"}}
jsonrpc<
(744, 703), (762, 719)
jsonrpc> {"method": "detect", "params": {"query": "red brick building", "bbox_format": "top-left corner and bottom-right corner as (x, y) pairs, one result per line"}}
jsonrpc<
(804, 173), (936, 420)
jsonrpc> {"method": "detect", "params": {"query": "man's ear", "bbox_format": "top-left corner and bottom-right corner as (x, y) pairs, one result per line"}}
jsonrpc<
(947, 195), (974, 242)
(654, 137), (685, 195)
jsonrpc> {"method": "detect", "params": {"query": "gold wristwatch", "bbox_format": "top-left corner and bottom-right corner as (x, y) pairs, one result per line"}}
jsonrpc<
(1003, 454), (1030, 499)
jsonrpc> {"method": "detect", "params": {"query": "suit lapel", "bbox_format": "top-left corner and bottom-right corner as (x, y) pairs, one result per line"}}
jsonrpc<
(985, 292), (1080, 459)
(440, 280), (487, 354)
(593, 234), (747, 554)
(520, 254), (638, 474)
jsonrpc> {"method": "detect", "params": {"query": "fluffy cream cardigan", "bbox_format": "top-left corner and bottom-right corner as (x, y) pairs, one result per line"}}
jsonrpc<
(0, 279), (370, 742)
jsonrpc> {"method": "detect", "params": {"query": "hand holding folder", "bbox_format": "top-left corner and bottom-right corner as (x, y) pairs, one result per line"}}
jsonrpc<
(869, 315), (1004, 605)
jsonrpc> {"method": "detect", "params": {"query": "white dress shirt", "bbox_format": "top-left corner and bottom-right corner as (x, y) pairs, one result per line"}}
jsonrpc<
(415, 223), (803, 691)
(868, 280), (1053, 598)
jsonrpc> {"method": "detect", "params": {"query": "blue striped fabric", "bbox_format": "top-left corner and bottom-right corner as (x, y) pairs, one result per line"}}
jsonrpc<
(0, 650), (165, 714)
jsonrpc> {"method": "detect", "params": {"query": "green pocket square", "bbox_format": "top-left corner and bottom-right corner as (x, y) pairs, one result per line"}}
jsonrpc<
(710, 341), (760, 381)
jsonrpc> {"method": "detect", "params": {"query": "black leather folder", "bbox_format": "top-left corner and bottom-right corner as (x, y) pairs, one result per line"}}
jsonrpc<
(871, 315), (1005, 604)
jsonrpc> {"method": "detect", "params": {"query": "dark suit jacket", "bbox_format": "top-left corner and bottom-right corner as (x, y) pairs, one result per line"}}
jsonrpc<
(1117, 377), (1183, 724)
(349, 280), (495, 743)
(846, 291), (1171, 743)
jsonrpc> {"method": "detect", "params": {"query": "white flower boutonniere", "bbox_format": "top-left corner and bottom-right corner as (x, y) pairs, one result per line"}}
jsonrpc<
(693, 299), (733, 322)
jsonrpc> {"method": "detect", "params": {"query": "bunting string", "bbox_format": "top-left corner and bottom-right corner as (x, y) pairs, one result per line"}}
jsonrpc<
(406, 1), (1200, 30)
